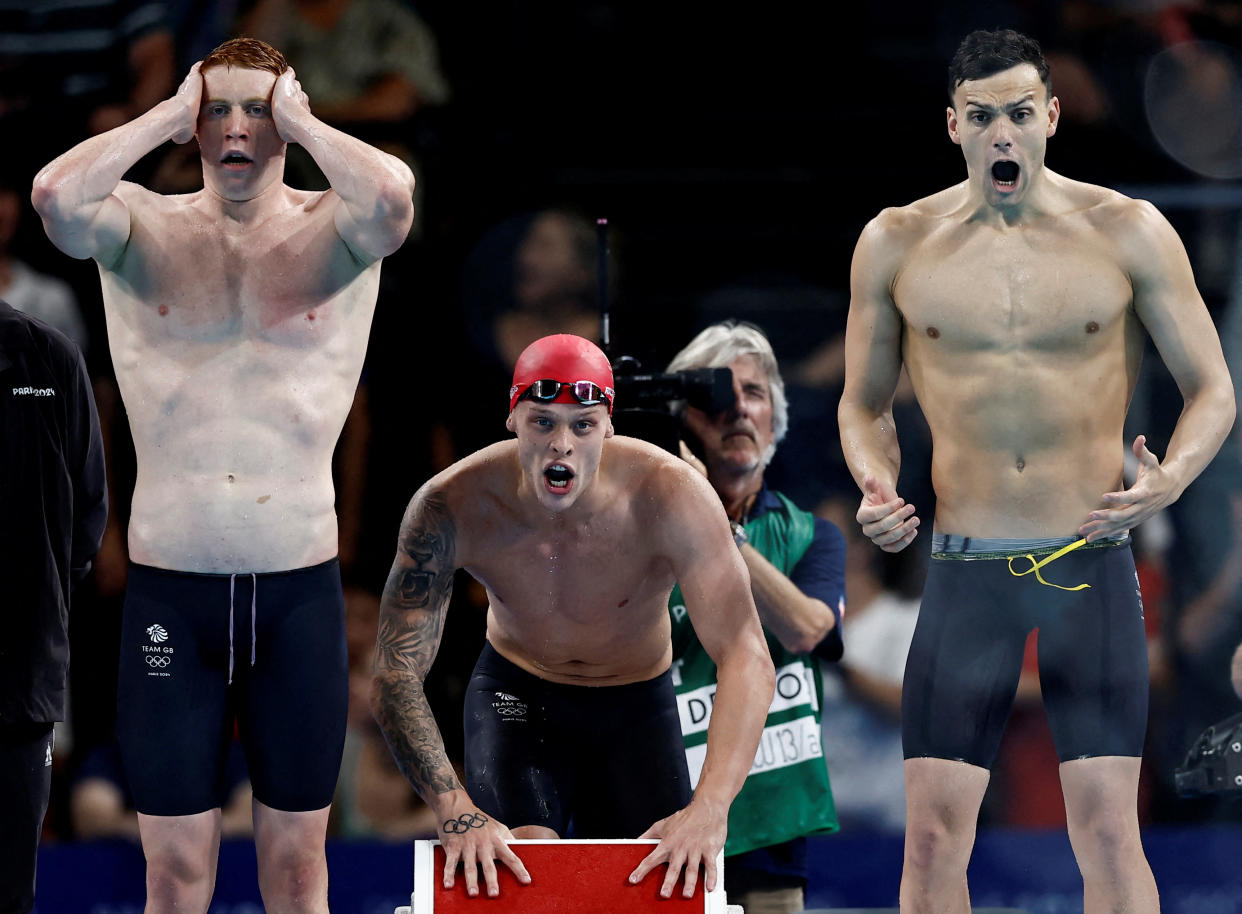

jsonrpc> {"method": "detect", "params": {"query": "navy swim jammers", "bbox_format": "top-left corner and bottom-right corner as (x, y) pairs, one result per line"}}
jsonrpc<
(464, 641), (691, 837)
(902, 534), (1148, 769)
(117, 560), (347, 816)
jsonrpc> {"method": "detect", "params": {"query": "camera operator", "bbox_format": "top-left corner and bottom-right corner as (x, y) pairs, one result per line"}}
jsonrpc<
(665, 321), (846, 914)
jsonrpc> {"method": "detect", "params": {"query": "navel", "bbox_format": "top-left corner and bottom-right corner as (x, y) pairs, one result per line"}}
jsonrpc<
(926, 326), (940, 339)
(227, 474), (235, 484)
(1015, 457), (1025, 473)
(1085, 321), (1099, 334)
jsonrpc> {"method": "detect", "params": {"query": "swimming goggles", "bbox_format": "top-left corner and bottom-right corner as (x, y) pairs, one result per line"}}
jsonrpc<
(517, 379), (615, 409)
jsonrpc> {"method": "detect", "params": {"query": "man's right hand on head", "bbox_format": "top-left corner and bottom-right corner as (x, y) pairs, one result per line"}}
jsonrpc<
(856, 475), (919, 553)
(437, 796), (531, 898)
(169, 62), (203, 145)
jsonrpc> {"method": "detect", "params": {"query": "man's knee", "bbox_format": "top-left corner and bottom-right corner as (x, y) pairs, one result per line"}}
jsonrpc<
(144, 843), (215, 908)
(256, 817), (328, 903)
(1066, 807), (1142, 869)
(904, 814), (973, 872)
(258, 848), (325, 902)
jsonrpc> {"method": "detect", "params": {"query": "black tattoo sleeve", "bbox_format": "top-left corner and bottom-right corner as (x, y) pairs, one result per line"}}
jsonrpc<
(373, 488), (462, 798)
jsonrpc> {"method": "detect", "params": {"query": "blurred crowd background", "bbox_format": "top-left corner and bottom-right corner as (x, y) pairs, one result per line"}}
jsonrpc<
(5, 0), (1242, 848)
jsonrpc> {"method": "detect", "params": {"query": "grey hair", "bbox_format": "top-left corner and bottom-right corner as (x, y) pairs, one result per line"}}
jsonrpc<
(666, 320), (788, 464)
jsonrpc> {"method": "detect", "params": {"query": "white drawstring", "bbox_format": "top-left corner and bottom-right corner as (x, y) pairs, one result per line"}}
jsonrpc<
(249, 573), (257, 668)
(227, 573), (258, 685)
(228, 574), (236, 685)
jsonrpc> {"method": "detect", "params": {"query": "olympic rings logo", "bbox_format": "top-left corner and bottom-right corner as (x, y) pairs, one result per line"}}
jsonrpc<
(443, 812), (488, 834)
(495, 706), (525, 717)
(145, 656), (171, 668)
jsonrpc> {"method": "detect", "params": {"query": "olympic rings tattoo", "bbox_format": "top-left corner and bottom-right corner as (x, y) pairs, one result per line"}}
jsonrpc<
(443, 812), (489, 834)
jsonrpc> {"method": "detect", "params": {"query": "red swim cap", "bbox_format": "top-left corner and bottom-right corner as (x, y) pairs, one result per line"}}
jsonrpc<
(509, 334), (615, 413)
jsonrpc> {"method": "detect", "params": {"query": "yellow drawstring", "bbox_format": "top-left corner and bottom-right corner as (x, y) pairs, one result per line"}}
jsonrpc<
(1007, 538), (1091, 591)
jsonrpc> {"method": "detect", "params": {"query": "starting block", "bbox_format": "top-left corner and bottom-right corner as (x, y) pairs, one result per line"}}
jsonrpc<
(394, 839), (740, 913)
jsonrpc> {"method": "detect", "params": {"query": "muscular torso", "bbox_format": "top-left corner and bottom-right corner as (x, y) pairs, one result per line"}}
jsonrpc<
(102, 183), (378, 572)
(447, 439), (682, 686)
(890, 180), (1144, 536)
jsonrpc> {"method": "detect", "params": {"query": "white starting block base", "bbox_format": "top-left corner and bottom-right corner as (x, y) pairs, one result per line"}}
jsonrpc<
(395, 839), (739, 913)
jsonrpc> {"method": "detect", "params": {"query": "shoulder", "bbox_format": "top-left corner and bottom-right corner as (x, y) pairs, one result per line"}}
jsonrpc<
(609, 435), (701, 491)
(113, 181), (189, 213)
(1051, 175), (1172, 254)
(811, 514), (846, 548)
(855, 187), (959, 277)
(1093, 194), (1179, 268)
(866, 185), (963, 238)
(605, 435), (718, 520)
(0, 302), (85, 383)
(422, 440), (516, 512)
(295, 187), (337, 214)
(0, 302), (78, 356)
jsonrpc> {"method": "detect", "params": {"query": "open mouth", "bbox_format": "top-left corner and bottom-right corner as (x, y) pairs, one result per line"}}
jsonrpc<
(544, 464), (574, 490)
(991, 160), (1019, 189)
(221, 152), (253, 170)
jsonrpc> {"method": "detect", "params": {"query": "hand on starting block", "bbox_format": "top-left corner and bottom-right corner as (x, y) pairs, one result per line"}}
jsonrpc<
(628, 796), (727, 899)
(436, 794), (531, 897)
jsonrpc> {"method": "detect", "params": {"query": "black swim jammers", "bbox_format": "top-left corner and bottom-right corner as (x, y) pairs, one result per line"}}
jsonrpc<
(902, 534), (1148, 769)
(117, 560), (347, 816)
(464, 641), (691, 837)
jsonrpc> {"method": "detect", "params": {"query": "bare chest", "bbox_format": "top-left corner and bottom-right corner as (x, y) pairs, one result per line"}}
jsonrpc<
(894, 227), (1132, 353)
(469, 523), (671, 626)
(107, 208), (372, 350)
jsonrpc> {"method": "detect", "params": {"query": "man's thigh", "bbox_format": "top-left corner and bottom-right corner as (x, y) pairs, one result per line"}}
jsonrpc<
(463, 644), (571, 834)
(238, 561), (348, 813)
(572, 669), (691, 837)
(902, 558), (1027, 769)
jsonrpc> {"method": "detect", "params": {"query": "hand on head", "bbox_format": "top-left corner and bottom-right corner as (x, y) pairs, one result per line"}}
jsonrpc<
(856, 475), (919, 553)
(272, 67), (312, 143)
(170, 62), (203, 145)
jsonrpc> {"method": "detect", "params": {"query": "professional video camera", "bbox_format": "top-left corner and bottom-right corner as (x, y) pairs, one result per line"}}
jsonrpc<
(594, 219), (734, 454)
(1175, 712), (1242, 796)
(609, 355), (734, 454)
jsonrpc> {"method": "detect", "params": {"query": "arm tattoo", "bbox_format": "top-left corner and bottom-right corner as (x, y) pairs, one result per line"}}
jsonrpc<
(377, 491), (456, 673)
(373, 488), (462, 798)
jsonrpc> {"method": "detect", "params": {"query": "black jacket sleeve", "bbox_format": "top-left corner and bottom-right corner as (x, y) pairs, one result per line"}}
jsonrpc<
(68, 347), (107, 584)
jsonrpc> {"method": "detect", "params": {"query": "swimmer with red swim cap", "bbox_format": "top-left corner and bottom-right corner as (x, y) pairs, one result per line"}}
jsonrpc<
(373, 334), (775, 901)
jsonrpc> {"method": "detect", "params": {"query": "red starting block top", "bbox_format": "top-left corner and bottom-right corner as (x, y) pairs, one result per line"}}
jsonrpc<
(411, 839), (728, 914)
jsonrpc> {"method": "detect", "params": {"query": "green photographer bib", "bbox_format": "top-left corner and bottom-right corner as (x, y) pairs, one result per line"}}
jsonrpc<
(668, 491), (839, 857)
